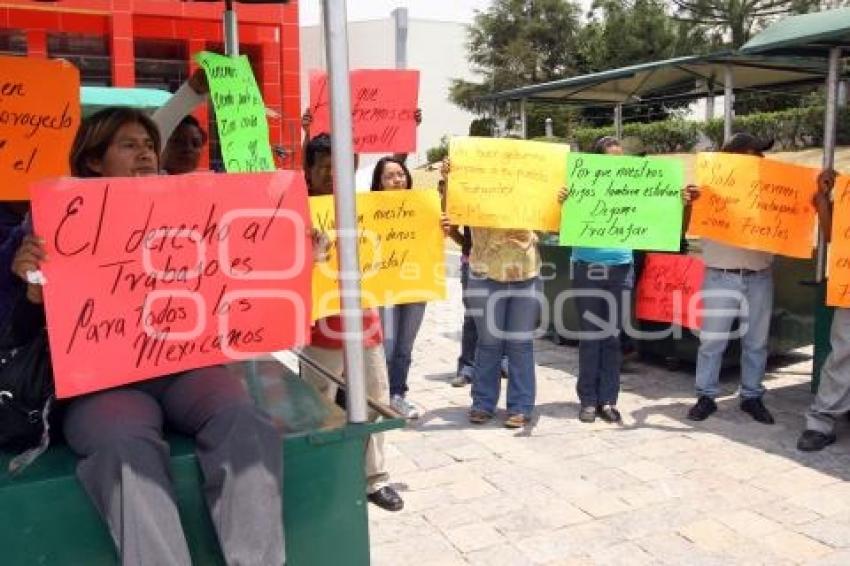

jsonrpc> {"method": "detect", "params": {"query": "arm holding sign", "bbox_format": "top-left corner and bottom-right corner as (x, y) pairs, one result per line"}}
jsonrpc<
(814, 170), (836, 242)
(152, 68), (209, 153)
(10, 235), (46, 305)
(682, 184), (700, 234)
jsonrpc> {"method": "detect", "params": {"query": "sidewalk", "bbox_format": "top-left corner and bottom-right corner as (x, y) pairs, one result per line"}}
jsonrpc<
(369, 264), (850, 565)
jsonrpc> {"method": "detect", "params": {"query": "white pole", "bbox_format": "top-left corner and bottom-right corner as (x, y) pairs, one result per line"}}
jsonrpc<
(393, 8), (408, 69)
(322, 0), (369, 423)
(705, 79), (715, 121)
(723, 65), (734, 142)
(614, 104), (623, 139)
(223, 0), (239, 56)
(545, 117), (553, 137)
(817, 47), (842, 282)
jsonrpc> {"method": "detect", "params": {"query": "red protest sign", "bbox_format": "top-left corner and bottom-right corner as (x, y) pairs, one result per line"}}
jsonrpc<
(0, 56), (81, 200)
(30, 172), (312, 398)
(635, 253), (705, 330)
(309, 69), (419, 153)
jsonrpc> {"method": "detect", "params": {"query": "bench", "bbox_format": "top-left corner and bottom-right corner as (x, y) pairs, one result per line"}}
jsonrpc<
(0, 358), (402, 565)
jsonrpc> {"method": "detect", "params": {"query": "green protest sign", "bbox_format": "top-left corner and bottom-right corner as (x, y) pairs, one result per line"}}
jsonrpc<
(559, 153), (684, 251)
(196, 51), (274, 173)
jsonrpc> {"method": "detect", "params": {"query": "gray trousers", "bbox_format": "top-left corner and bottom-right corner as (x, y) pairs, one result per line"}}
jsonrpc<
(63, 366), (284, 566)
(806, 308), (850, 435)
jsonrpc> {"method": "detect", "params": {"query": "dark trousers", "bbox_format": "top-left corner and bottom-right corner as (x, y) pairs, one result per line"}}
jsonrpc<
(457, 262), (478, 377)
(572, 261), (634, 407)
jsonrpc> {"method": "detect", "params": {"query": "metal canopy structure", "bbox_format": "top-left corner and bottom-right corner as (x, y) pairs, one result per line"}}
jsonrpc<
(479, 52), (831, 105)
(741, 7), (850, 57)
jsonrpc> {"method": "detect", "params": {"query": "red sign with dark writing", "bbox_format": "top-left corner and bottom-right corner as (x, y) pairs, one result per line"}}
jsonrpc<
(635, 253), (705, 330)
(308, 69), (419, 153)
(30, 172), (312, 398)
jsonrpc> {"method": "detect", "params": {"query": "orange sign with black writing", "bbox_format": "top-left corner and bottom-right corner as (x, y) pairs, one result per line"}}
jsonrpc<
(30, 172), (312, 398)
(308, 69), (419, 153)
(0, 56), (80, 200)
(690, 153), (818, 258)
(827, 175), (850, 307)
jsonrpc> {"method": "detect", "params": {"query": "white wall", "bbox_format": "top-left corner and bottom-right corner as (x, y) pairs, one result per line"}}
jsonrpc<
(300, 17), (479, 168)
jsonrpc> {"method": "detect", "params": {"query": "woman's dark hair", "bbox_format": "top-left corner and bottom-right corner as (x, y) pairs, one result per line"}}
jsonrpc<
(70, 107), (161, 178)
(305, 133), (332, 169)
(174, 115), (208, 144)
(592, 135), (622, 154)
(370, 156), (412, 191)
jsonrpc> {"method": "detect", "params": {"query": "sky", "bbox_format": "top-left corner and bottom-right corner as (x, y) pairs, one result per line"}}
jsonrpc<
(299, 0), (502, 26)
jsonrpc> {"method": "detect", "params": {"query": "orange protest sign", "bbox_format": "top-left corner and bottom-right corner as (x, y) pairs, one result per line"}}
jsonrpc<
(689, 153), (818, 258)
(30, 172), (312, 398)
(0, 56), (80, 200)
(635, 253), (705, 330)
(309, 69), (419, 153)
(827, 174), (850, 307)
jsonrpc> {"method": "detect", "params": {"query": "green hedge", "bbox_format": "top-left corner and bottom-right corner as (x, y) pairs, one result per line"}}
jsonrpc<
(568, 106), (850, 154)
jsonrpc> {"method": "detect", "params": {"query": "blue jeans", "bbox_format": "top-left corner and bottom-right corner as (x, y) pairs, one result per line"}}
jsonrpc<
(467, 275), (541, 417)
(572, 261), (634, 407)
(457, 262), (478, 378)
(695, 268), (773, 399)
(380, 302), (427, 397)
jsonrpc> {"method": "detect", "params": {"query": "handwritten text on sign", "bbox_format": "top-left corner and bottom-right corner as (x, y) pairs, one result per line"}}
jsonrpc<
(827, 175), (850, 307)
(31, 172), (311, 398)
(310, 189), (446, 321)
(559, 153), (684, 251)
(447, 137), (568, 231)
(197, 52), (274, 173)
(690, 153), (818, 258)
(309, 69), (419, 153)
(635, 253), (705, 330)
(0, 56), (80, 200)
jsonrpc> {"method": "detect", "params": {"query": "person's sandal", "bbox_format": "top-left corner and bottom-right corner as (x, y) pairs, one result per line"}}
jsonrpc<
(469, 409), (493, 424)
(504, 413), (528, 429)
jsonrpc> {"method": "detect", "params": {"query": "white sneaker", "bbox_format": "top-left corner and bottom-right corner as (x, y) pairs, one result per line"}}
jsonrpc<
(390, 395), (420, 419)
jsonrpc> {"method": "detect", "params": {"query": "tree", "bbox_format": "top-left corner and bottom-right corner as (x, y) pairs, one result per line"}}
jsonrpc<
(449, 0), (584, 111)
(671, 0), (819, 48)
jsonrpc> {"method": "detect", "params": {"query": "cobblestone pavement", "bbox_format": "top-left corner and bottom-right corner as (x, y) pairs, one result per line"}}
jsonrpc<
(369, 261), (850, 566)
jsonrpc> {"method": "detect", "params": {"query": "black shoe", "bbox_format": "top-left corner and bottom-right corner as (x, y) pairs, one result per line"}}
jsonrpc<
(687, 396), (717, 421)
(797, 430), (836, 452)
(368, 486), (404, 512)
(597, 405), (622, 423)
(740, 398), (775, 425)
(579, 406), (597, 423)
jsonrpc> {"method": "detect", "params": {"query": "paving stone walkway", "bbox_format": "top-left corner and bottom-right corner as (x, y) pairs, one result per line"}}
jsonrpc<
(369, 259), (850, 565)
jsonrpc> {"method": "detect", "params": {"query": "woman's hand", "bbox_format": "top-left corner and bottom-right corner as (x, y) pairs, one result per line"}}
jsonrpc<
(414, 108), (423, 126)
(682, 184), (700, 206)
(302, 109), (314, 138)
(12, 236), (46, 304)
(187, 68), (209, 96)
(815, 169), (836, 206)
(557, 187), (569, 204)
(310, 228), (331, 263)
(440, 213), (451, 237)
(440, 158), (451, 182)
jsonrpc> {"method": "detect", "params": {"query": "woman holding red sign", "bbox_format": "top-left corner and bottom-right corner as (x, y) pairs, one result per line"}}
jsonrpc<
(10, 108), (285, 566)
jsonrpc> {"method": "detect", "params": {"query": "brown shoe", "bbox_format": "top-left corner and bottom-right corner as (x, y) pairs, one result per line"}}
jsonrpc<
(469, 409), (493, 424)
(504, 413), (528, 429)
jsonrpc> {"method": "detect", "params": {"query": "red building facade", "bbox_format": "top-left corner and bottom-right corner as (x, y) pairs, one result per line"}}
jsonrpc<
(0, 0), (302, 168)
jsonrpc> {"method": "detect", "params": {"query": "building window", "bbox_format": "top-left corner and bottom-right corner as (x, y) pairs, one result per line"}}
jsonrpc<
(134, 39), (188, 92)
(0, 29), (26, 56)
(48, 33), (110, 85)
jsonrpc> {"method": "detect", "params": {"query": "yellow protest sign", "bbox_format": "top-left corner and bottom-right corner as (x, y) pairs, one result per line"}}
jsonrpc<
(446, 136), (568, 230)
(310, 189), (446, 320)
(690, 152), (818, 258)
(827, 174), (850, 307)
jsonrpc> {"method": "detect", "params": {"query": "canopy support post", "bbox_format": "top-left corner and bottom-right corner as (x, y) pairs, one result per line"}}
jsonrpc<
(723, 65), (734, 143)
(614, 104), (623, 140)
(322, 0), (368, 424)
(817, 46), (842, 282)
(520, 98), (528, 139)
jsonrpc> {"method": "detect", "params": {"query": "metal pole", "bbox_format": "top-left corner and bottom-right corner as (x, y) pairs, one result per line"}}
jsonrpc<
(817, 47), (842, 282)
(393, 7), (408, 69)
(723, 65), (734, 142)
(705, 79), (715, 121)
(520, 98), (528, 139)
(614, 104), (623, 139)
(223, 0), (239, 56)
(322, 0), (369, 424)
(545, 117), (553, 137)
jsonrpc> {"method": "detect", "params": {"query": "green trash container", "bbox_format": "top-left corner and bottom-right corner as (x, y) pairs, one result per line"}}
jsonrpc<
(0, 358), (403, 566)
